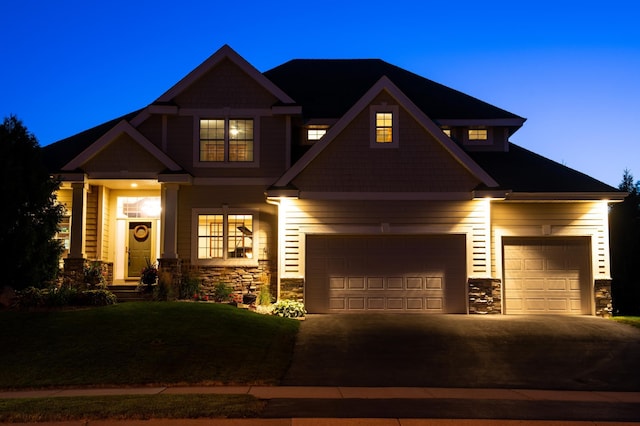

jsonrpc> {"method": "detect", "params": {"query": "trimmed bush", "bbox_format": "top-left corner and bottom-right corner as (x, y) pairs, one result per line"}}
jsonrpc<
(272, 299), (306, 318)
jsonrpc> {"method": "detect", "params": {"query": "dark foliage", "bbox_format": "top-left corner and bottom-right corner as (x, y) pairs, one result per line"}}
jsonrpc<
(0, 115), (64, 290)
(610, 169), (640, 315)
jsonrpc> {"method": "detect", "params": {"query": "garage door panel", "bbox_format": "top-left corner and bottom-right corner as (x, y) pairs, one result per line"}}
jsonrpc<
(388, 277), (403, 289)
(348, 277), (365, 289)
(306, 235), (466, 313)
(504, 238), (590, 315)
(368, 277), (384, 290)
(407, 277), (423, 289)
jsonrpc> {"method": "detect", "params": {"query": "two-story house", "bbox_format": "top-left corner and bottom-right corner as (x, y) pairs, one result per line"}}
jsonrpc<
(43, 45), (625, 315)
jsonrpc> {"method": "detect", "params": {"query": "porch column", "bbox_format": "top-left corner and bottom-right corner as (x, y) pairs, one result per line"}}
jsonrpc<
(161, 183), (179, 259)
(69, 181), (88, 258)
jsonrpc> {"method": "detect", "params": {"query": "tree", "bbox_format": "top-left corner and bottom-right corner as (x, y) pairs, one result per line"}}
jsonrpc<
(610, 169), (640, 315)
(0, 115), (64, 290)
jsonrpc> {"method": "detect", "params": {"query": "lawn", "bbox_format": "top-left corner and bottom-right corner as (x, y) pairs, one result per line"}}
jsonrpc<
(0, 394), (264, 422)
(612, 316), (640, 329)
(0, 302), (300, 389)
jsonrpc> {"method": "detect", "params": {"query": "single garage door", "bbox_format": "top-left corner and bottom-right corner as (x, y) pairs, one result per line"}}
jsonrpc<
(503, 237), (591, 314)
(305, 234), (466, 313)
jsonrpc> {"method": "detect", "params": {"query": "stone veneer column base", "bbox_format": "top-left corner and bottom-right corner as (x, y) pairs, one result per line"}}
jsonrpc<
(280, 278), (304, 302)
(594, 279), (613, 317)
(468, 278), (502, 314)
(63, 258), (85, 288)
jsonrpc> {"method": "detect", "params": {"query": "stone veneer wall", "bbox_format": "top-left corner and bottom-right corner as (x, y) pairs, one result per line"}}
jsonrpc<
(468, 278), (502, 314)
(280, 278), (304, 302)
(185, 260), (276, 301)
(594, 279), (613, 317)
(63, 259), (113, 287)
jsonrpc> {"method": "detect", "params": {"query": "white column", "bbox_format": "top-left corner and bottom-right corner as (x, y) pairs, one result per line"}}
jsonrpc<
(161, 183), (180, 259)
(69, 181), (87, 258)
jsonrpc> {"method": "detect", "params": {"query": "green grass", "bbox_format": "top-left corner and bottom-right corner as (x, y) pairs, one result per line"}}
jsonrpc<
(0, 302), (300, 389)
(0, 394), (264, 422)
(612, 316), (640, 329)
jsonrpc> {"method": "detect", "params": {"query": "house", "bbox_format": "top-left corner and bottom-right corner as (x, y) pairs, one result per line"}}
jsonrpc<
(43, 44), (625, 315)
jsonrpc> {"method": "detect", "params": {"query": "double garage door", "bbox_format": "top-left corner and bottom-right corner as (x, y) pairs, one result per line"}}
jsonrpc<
(304, 235), (592, 315)
(305, 235), (467, 313)
(503, 238), (592, 314)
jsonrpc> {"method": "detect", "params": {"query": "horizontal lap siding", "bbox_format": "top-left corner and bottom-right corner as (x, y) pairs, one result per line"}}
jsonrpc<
(281, 199), (490, 277)
(491, 202), (609, 278)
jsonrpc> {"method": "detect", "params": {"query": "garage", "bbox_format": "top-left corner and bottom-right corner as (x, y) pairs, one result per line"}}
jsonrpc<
(503, 237), (592, 314)
(305, 234), (467, 313)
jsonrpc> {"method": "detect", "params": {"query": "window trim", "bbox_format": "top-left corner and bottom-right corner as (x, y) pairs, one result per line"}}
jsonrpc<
(192, 207), (259, 266)
(370, 105), (399, 148)
(194, 115), (260, 168)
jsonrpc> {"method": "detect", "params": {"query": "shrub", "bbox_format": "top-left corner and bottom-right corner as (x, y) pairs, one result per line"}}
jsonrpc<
(75, 289), (117, 306)
(154, 272), (177, 301)
(257, 285), (272, 306)
(179, 274), (201, 300)
(272, 299), (306, 318)
(83, 261), (106, 289)
(46, 285), (78, 307)
(13, 287), (45, 309)
(213, 282), (233, 302)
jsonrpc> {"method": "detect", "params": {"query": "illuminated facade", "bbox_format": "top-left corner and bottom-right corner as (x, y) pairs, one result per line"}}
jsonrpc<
(44, 45), (625, 315)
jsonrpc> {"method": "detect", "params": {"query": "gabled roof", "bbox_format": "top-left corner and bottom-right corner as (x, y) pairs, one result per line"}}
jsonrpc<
(264, 59), (525, 123)
(155, 44), (295, 105)
(62, 120), (181, 172)
(42, 110), (142, 172)
(274, 76), (498, 190)
(469, 143), (624, 197)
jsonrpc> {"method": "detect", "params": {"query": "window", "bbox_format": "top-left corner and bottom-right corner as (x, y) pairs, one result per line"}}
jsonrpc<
(468, 128), (488, 141)
(307, 129), (327, 141)
(200, 118), (254, 162)
(441, 128), (451, 137)
(375, 112), (393, 143)
(197, 213), (254, 260)
(370, 105), (399, 148)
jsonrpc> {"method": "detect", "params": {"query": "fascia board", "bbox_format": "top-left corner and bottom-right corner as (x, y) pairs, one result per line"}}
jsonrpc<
(62, 120), (182, 172)
(155, 44), (295, 105)
(505, 192), (628, 201)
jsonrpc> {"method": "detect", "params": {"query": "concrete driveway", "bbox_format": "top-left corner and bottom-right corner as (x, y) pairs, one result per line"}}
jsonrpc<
(281, 314), (640, 391)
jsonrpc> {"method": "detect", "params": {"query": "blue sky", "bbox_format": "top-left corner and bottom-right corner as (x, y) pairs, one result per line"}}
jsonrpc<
(1, 0), (638, 187)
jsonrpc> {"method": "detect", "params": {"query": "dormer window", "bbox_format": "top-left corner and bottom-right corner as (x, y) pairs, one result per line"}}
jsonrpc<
(307, 128), (327, 142)
(468, 128), (488, 141)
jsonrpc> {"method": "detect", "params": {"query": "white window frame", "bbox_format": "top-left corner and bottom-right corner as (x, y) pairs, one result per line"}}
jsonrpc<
(192, 207), (259, 266)
(370, 105), (399, 148)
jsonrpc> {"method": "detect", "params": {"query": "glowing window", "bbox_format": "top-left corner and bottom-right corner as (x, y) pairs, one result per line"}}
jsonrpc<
(197, 214), (253, 260)
(468, 128), (488, 141)
(307, 129), (326, 141)
(442, 128), (451, 137)
(117, 197), (161, 219)
(200, 118), (253, 162)
(375, 112), (393, 143)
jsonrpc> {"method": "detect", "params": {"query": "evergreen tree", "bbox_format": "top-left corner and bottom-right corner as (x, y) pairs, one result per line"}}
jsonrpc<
(610, 169), (640, 314)
(0, 115), (64, 290)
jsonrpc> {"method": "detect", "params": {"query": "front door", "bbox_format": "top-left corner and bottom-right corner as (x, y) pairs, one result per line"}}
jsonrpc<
(127, 221), (152, 279)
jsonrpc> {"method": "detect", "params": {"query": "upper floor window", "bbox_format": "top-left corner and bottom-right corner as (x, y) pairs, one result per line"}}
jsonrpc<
(307, 128), (327, 141)
(370, 105), (399, 148)
(441, 128), (451, 137)
(200, 118), (254, 162)
(375, 112), (393, 143)
(468, 128), (488, 141)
